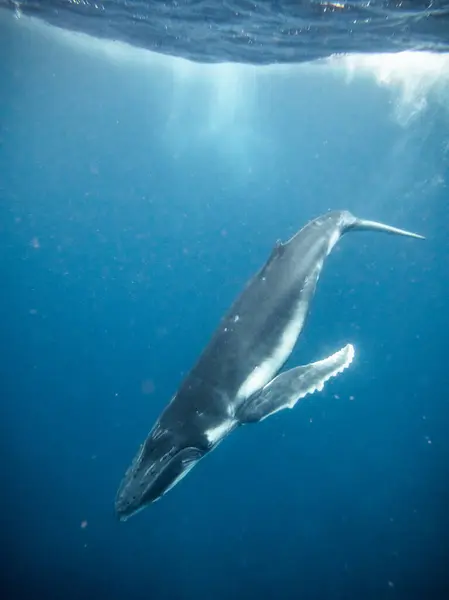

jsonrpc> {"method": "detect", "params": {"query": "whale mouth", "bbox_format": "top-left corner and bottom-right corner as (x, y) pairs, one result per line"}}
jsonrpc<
(115, 445), (203, 520)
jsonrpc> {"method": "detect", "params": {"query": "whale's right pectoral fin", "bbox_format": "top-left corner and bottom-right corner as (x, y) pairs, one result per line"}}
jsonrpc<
(237, 344), (355, 424)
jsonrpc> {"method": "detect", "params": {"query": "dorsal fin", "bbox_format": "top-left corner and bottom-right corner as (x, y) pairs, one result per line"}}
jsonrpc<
(258, 240), (285, 277)
(269, 239), (285, 260)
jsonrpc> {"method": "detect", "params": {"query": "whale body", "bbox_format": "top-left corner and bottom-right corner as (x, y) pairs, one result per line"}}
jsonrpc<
(115, 210), (423, 520)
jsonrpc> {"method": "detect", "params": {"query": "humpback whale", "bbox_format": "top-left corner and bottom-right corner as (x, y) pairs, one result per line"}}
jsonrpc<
(115, 210), (423, 520)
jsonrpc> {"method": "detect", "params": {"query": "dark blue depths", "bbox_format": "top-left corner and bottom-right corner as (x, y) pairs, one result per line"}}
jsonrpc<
(1, 13), (449, 600)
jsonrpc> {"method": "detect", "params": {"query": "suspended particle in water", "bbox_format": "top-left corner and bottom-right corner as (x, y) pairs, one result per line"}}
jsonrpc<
(141, 379), (155, 395)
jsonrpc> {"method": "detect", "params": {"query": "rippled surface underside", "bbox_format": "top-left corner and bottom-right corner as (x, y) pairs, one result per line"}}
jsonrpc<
(2, 0), (449, 64)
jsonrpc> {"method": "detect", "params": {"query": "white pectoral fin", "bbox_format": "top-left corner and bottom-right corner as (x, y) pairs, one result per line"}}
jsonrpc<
(237, 343), (355, 423)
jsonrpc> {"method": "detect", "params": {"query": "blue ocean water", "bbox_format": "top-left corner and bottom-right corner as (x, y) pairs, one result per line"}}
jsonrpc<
(1, 10), (449, 600)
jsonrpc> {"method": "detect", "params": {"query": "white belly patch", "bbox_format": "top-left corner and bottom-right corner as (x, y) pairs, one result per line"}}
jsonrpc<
(236, 300), (309, 401)
(204, 419), (236, 445)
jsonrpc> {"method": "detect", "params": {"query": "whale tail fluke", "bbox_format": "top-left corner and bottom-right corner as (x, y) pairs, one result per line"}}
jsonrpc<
(351, 218), (425, 240)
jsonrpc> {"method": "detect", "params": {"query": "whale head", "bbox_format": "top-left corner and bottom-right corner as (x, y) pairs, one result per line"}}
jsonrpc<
(115, 423), (204, 520)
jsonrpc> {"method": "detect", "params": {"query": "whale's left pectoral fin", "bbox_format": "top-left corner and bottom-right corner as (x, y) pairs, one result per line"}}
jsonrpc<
(237, 344), (355, 424)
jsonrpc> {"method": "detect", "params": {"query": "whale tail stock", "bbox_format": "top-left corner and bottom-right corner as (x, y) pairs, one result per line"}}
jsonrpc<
(350, 217), (425, 240)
